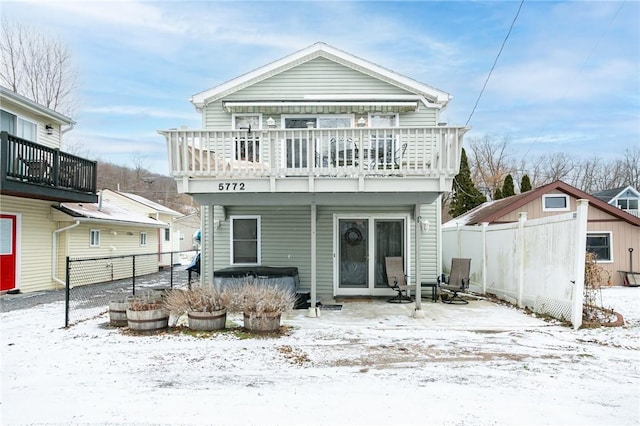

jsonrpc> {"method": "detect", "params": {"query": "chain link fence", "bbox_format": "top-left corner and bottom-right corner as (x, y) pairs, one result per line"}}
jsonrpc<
(65, 250), (199, 327)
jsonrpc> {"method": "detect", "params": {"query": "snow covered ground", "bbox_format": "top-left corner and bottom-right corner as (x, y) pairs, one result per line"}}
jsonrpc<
(1, 287), (638, 426)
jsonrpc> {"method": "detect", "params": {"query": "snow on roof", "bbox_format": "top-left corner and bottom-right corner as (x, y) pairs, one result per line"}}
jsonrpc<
(117, 191), (182, 216)
(57, 198), (168, 227)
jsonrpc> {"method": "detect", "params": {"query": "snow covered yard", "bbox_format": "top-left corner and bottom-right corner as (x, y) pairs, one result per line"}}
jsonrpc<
(1, 287), (638, 426)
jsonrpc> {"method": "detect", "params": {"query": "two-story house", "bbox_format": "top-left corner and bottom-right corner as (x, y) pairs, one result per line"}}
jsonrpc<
(159, 42), (469, 313)
(1, 86), (98, 293)
(592, 185), (639, 218)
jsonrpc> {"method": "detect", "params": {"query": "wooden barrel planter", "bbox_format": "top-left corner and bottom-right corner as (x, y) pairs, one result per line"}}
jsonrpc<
(188, 308), (227, 331)
(108, 299), (128, 327)
(243, 313), (281, 333)
(126, 300), (169, 333)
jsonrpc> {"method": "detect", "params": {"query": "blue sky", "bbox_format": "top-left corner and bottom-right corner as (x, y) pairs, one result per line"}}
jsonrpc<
(3, 0), (639, 175)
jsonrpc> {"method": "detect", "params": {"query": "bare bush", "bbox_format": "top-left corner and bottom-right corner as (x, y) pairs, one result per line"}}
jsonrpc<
(163, 287), (229, 314)
(127, 293), (164, 311)
(228, 281), (295, 319)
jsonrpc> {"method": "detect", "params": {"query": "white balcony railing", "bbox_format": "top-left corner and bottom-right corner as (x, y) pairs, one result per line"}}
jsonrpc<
(161, 127), (468, 181)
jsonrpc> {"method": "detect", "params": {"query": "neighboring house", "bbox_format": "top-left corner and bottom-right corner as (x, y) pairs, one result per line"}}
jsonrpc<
(159, 42), (469, 308)
(98, 189), (183, 266)
(444, 180), (640, 285)
(173, 213), (201, 251)
(592, 185), (639, 218)
(0, 86), (98, 293)
(51, 196), (169, 286)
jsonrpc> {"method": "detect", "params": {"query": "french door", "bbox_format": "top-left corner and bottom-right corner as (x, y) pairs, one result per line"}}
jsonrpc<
(336, 215), (407, 296)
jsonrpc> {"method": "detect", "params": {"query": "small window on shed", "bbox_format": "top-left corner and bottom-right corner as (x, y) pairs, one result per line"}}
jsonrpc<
(140, 232), (147, 246)
(90, 229), (100, 247)
(542, 194), (570, 212)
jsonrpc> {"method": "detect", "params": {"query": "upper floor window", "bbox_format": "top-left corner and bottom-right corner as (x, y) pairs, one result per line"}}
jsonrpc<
(586, 232), (612, 262)
(617, 198), (638, 211)
(1, 109), (37, 142)
(283, 115), (353, 129)
(164, 228), (171, 242)
(369, 113), (398, 128)
(230, 215), (260, 265)
(140, 232), (147, 246)
(89, 229), (100, 247)
(232, 114), (261, 131)
(542, 194), (570, 212)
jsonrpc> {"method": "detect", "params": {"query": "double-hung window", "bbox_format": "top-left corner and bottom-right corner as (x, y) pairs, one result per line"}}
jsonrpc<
(140, 232), (147, 246)
(89, 229), (100, 247)
(230, 216), (260, 265)
(586, 232), (612, 262)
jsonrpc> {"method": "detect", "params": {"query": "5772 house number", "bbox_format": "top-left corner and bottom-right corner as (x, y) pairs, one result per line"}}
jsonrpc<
(218, 183), (246, 191)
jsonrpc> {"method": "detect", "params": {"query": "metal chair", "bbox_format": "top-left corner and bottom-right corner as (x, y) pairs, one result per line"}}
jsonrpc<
(438, 258), (471, 304)
(385, 256), (413, 303)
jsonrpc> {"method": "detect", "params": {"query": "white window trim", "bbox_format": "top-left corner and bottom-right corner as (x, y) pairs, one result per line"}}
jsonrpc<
(542, 194), (570, 212)
(140, 232), (147, 246)
(281, 114), (354, 129)
(586, 231), (614, 263)
(368, 112), (399, 128)
(89, 229), (100, 247)
(229, 215), (261, 266)
(1, 108), (39, 142)
(232, 113), (263, 130)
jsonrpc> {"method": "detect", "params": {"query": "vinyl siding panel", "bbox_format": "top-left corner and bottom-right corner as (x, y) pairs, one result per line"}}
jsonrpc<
(1, 195), (57, 292)
(205, 203), (440, 299)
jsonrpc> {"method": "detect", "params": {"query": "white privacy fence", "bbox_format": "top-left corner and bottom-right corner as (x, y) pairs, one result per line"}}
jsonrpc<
(442, 200), (589, 329)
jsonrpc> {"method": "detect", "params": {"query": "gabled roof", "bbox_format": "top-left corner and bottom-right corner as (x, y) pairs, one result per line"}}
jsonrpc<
(55, 199), (169, 228)
(445, 180), (640, 227)
(0, 85), (75, 125)
(592, 185), (640, 203)
(190, 42), (451, 110)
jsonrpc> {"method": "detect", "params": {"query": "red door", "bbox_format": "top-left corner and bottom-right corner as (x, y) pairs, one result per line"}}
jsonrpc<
(0, 214), (17, 291)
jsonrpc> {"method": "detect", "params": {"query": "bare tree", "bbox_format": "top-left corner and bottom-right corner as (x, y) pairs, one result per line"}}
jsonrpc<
(467, 135), (517, 198)
(0, 18), (77, 116)
(620, 145), (640, 188)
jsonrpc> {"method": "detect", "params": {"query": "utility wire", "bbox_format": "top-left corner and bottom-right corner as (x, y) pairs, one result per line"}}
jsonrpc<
(466, 0), (525, 127)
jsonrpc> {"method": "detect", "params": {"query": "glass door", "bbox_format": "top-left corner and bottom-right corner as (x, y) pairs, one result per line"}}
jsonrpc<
(338, 219), (368, 289)
(337, 216), (406, 295)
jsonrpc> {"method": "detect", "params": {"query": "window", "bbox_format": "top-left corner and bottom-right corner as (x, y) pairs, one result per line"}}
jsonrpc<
(617, 198), (638, 211)
(232, 114), (261, 162)
(230, 216), (260, 265)
(164, 228), (171, 242)
(542, 194), (570, 212)
(89, 229), (100, 247)
(368, 113), (398, 128)
(586, 232), (612, 262)
(1, 110), (37, 142)
(282, 115), (353, 168)
(140, 232), (147, 246)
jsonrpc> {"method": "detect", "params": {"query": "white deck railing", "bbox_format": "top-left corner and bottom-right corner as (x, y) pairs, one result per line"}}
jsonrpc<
(160, 127), (468, 179)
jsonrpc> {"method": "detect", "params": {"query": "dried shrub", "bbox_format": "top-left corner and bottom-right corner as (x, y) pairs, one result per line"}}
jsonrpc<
(127, 293), (164, 311)
(583, 252), (621, 326)
(163, 287), (230, 314)
(228, 280), (296, 319)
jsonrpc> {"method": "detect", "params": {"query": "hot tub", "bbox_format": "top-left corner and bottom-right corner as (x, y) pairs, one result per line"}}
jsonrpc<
(213, 266), (300, 293)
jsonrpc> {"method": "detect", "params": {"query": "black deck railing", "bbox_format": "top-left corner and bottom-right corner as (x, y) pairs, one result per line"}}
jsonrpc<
(1, 131), (97, 194)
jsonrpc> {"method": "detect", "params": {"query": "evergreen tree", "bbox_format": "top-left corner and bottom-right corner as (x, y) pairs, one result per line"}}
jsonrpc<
(520, 175), (532, 192)
(502, 174), (515, 197)
(493, 188), (503, 200)
(449, 148), (487, 217)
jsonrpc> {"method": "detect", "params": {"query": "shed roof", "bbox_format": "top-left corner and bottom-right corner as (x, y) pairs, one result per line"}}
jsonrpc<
(445, 180), (640, 227)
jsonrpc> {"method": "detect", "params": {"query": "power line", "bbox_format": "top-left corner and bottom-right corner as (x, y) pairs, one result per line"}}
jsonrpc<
(466, 0), (525, 127)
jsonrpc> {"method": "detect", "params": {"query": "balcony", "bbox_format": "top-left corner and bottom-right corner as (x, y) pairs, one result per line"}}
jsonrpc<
(161, 126), (468, 195)
(1, 131), (98, 203)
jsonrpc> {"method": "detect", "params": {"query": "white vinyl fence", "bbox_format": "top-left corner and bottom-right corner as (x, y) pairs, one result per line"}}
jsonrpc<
(442, 200), (589, 329)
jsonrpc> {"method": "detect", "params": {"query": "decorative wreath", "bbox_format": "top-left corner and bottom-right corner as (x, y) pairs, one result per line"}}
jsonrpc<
(344, 227), (363, 246)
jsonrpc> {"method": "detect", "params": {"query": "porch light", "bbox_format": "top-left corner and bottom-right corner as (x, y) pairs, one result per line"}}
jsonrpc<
(266, 117), (276, 128)
(420, 219), (430, 232)
(45, 124), (54, 135)
(357, 117), (366, 127)
(214, 220), (221, 230)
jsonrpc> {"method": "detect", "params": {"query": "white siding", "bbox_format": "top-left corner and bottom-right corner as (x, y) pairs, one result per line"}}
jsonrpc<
(1, 195), (57, 292)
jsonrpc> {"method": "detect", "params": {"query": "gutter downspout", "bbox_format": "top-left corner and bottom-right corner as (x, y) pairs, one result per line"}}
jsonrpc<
(61, 123), (76, 136)
(53, 221), (80, 288)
